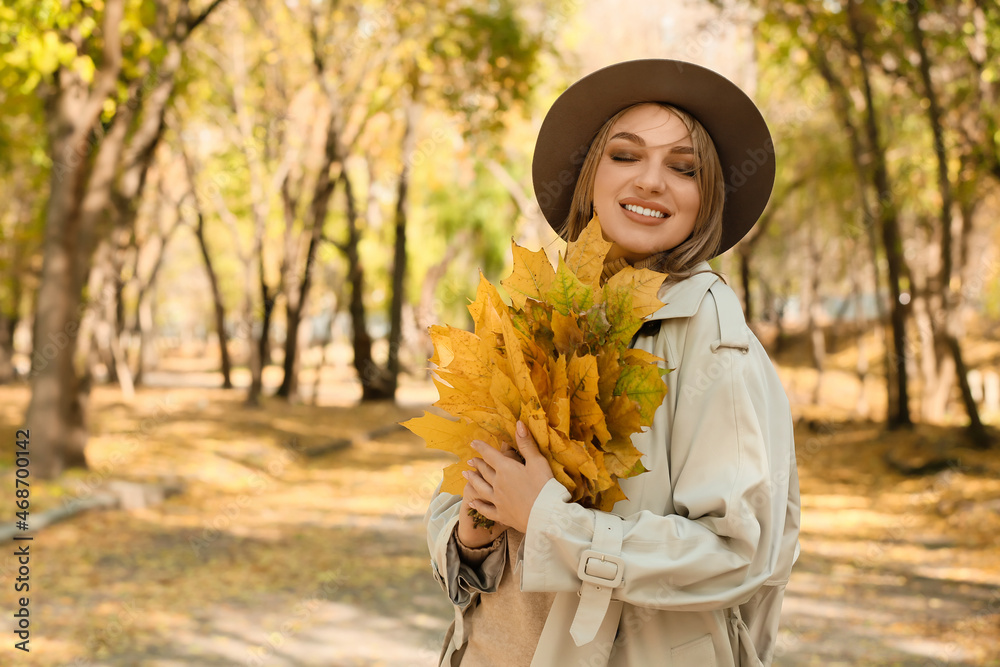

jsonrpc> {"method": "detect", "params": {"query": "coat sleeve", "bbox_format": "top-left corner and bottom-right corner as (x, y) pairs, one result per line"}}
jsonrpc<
(517, 288), (797, 612)
(425, 487), (508, 609)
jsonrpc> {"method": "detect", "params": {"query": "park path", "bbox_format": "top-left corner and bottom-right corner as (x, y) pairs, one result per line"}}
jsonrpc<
(0, 384), (997, 666)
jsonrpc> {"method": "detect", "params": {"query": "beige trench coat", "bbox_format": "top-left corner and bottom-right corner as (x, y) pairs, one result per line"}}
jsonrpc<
(426, 264), (801, 666)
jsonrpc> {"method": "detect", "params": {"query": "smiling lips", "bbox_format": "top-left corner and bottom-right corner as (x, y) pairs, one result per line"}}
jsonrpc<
(622, 203), (666, 219)
(619, 199), (671, 222)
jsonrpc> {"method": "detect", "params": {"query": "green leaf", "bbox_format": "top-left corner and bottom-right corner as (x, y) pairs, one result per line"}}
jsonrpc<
(615, 361), (667, 426)
(601, 284), (644, 351)
(547, 255), (594, 316)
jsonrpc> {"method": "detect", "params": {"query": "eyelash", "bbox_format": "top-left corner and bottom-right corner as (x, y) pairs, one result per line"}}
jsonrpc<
(609, 154), (698, 177)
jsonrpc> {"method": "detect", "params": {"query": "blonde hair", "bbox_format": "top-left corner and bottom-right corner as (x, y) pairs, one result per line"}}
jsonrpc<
(557, 103), (725, 284)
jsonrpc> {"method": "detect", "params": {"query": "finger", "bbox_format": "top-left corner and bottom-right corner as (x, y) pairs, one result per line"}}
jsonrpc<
(468, 456), (496, 484)
(514, 420), (544, 460)
(500, 441), (520, 461)
(469, 498), (498, 522)
(463, 468), (494, 498)
(471, 439), (506, 467)
(463, 481), (488, 503)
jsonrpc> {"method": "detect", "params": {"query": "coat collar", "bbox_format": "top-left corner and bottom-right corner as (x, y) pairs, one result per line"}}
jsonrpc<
(647, 261), (719, 321)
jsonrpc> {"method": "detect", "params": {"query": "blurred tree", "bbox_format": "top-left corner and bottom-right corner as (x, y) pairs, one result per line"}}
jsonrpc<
(757, 0), (997, 442)
(300, 0), (547, 402)
(2, 0), (224, 478)
(0, 26), (46, 383)
(759, 0), (914, 428)
(179, 1), (309, 405)
(174, 134), (234, 388)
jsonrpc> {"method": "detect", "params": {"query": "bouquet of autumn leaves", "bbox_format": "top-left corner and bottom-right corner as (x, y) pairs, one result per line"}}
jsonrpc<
(403, 217), (669, 520)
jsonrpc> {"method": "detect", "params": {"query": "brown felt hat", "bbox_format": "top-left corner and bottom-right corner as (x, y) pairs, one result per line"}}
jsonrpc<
(532, 59), (775, 257)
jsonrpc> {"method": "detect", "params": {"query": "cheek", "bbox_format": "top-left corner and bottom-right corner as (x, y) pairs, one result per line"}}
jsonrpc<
(682, 185), (702, 218)
(592, 166), (612, 202)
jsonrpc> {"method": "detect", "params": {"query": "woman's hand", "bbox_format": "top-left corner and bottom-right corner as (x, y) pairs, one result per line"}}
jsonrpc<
(464, 420), (554, 534)
(456, 450), (511, 548)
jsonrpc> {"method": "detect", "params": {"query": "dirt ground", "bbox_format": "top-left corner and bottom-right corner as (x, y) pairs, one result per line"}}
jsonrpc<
(0, 351), (998, 666)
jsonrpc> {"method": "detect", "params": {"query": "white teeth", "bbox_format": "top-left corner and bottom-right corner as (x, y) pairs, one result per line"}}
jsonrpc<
(623, 204), (665, 218)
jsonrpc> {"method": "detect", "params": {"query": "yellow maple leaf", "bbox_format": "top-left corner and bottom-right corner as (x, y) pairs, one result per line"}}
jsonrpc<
(500, 241), (555, 310)
(566, 353), (612, 447)
(564, 214), (613, 289)
(605, 266), (668, 320)
(551, 310), (585, 357)
(468, 271), (509, 331)
(401, 413), (498, 494)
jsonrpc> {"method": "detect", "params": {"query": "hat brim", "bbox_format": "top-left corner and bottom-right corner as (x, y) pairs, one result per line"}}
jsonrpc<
(531, 59), (775, 258)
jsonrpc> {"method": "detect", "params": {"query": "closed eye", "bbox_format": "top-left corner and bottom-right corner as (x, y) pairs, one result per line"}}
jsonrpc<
(610, 153), (639, 162)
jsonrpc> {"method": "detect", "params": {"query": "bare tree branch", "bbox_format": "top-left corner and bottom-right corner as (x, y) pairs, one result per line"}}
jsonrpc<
(186, 0), (229, 38)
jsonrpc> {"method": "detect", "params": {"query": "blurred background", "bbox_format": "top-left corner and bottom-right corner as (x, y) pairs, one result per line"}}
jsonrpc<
(1, 0), (998, 665)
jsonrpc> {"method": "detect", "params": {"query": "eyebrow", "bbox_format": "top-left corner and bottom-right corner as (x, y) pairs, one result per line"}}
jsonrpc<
(609, 131), (694, 154)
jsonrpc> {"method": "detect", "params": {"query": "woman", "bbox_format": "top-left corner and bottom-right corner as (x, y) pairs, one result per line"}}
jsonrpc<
(425, 59), (801, 667)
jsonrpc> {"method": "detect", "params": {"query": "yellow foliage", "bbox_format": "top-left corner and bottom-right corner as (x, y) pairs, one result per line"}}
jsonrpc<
(402, 216), (670, 511)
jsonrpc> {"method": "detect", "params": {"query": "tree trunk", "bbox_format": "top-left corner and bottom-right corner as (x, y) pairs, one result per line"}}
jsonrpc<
(245, 253), (266, 406)
(129, 190), (182, 387)
(245, 174), (273, 406)
(27, 131), (97, 478)
(947, 333), (990, 448)
(194, 203), (233, 389)
(384, 99), (420, 399)
(178, 137), (234, 389)
(134, 292), (156, 386)
(846, 1), (912, 428)
(340, 170), (389, 401)
(24, 0), (225, 478)
(0, 294), (20, 384)
(852, 277), (871, 420)
(801, 4), (898, 426)
(909, 0), (988, 444)
(806, 225), (825, 406)
(25, 0), (125, 479)
(277, 115), (340, 401)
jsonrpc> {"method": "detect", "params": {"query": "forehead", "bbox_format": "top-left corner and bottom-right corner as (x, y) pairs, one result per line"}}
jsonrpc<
(608, 104), (692, 146)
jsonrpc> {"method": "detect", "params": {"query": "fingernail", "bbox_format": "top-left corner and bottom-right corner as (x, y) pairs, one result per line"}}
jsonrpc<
(467, 459), (476, 466)
(462, 471), (470, 479)
(517, 421), (527, 437)
(470, 440), (481, 450)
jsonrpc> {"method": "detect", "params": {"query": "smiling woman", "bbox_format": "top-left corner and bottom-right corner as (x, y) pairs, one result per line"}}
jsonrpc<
(424, 59), (799, 667)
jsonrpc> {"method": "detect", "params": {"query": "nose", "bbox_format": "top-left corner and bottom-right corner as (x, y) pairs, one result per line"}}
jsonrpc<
(634, 160), (667, 193)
